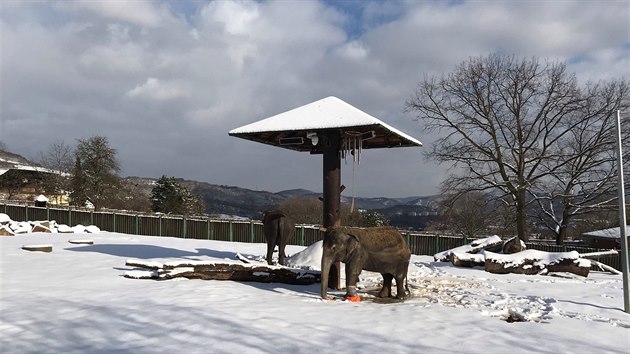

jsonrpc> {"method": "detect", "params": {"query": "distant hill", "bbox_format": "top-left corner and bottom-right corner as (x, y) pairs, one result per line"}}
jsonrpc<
(0, 149), (44, 173)
(1, 148), (440, 228)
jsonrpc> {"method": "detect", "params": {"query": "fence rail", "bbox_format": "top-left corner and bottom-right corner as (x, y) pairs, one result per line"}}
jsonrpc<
(1, 202), (622, 271)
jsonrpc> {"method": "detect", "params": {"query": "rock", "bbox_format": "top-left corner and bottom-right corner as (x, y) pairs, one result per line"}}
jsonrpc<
(72, 224), (87, 233)
(68, 239), (94, 245)
(85, 225), (101, 233)
(0, 225), (15, 236)
(11, 221), (32, 234)
(22, 244), (53, 253)
(57, 224), (74, 233)
(36, 220), (51, 229)
(32, 223), (52, 233)
(502, 236), (526, 254)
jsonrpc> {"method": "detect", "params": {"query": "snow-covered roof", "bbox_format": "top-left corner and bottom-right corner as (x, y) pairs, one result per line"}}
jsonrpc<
(582, 226), (630, 239)
(229, 96), (422, 152)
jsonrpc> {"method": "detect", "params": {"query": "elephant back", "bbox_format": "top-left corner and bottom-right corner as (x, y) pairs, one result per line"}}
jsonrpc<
(338, 226), (409, 254)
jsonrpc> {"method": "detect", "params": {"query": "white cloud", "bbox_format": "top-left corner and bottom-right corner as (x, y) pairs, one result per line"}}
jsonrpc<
(126, 78), (186, 101)
(1, 0), (628, 197)
(64, 0), (164, 27)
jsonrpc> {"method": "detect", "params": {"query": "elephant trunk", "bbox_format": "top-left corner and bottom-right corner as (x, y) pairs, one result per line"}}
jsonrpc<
(321, 252), (333, 299)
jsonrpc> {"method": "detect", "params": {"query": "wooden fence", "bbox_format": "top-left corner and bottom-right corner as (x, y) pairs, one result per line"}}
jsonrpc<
(1, 202), (622, 270)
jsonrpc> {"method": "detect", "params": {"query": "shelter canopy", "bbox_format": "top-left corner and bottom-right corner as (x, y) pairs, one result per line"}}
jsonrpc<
(228, 96), (422, 153)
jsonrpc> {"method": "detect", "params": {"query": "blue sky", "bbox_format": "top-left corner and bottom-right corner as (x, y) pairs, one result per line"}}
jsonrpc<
(1, 0), (628, 197)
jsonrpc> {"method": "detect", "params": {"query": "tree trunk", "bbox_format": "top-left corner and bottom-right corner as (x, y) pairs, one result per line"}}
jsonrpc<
(555, 205), (572, 245)
(516, 190), (529, 241)
(125, 260), (321, 285)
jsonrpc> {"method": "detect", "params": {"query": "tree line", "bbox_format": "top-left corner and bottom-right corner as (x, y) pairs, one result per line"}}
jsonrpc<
(37, 136), (204, 215)
(36, 137), (385, 226)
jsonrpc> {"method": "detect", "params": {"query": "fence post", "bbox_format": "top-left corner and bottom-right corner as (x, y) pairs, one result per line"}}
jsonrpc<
(46, 207), (50, 221)
(68, 208), (72, 226)
(206, 218), (210, 240)
(159, 215), (162, 237)
(183, 216), (187, 239)
(91, 211), (94, 225)
(113, 212), (116, 233)
(434, 235), (440, 255)
(25, 205), (29, 221)
(250, 221), (255, 243)
(135, 214), (139, 235)
(229, 221), (233, 242)
(300, 226), (305, 246)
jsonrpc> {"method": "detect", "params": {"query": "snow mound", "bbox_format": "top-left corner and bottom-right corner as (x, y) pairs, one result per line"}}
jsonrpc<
(286, 240), (322, 270)
(0, 214), (101, 235)
(0, 213), (11, 223)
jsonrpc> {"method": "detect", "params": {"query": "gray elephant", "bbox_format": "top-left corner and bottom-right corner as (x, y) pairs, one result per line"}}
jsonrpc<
(262, 210), (295, 266)
(320, 226), (411, 300)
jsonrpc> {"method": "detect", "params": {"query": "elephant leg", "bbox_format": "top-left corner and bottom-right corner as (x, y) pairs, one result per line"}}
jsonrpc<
(278, 240), (287, 266)
(395, 274), (407, 299)
(345, 264), (361, 297)
(379, 273), (393, 298)
(266, 238), (276, 265)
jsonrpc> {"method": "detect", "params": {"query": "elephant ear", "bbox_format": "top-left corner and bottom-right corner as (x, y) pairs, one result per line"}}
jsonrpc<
(344, 233), (360, 258)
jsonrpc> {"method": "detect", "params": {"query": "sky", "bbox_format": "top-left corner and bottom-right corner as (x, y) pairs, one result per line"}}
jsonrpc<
(1, 226), (628, 353)
(1, 0), (628, 198)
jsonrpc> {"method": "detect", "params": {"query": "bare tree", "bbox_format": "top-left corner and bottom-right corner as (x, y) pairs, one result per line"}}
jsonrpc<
(38, 140), (74, 202)
(439, 191), (488, 238)
(406, 54), (629, 241)
(532, 82), (630, 244)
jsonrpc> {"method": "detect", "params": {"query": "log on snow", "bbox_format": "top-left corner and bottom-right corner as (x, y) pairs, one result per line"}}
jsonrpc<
(484, 250), (590, 277)
(434, 235), (503, 262)
(451, 252), (485, 267)
(125, 260), (321, 285)
(590, 260), (622, 275)
(578, 250), (618, 259)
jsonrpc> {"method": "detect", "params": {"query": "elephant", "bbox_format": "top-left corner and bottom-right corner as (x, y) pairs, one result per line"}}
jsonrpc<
(262, 210), (295, 266)
(320, 226), (411, 300)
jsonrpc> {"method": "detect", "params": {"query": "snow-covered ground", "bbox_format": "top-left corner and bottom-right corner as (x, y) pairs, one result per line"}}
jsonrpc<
(1, 232), (628, 353)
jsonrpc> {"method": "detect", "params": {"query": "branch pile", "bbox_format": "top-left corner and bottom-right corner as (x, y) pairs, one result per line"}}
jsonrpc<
(124, 258), (321, 285)
(433, 235), (503, 262)
(483, 250), (591, 277)
(435, 237), (621, 277)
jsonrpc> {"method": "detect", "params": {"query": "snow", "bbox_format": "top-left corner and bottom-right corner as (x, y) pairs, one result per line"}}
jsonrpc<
(1, 232), (629, 353)
(0, 213), (10, 223)
(229, 96), (422, 146)
(583, 226), (630, 239)
(483, 250), (592, 269)
(434, 235), (502, 261)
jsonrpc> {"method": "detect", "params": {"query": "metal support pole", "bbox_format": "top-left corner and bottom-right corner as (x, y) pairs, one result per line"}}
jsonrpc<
(615, 110), (629, 313)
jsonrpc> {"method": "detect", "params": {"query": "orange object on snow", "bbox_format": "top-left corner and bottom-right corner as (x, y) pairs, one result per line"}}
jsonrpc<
(345, 295), (361, 302)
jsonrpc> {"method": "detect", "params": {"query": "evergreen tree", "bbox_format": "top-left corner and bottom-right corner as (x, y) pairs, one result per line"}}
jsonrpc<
(151, 176), (204, 215)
